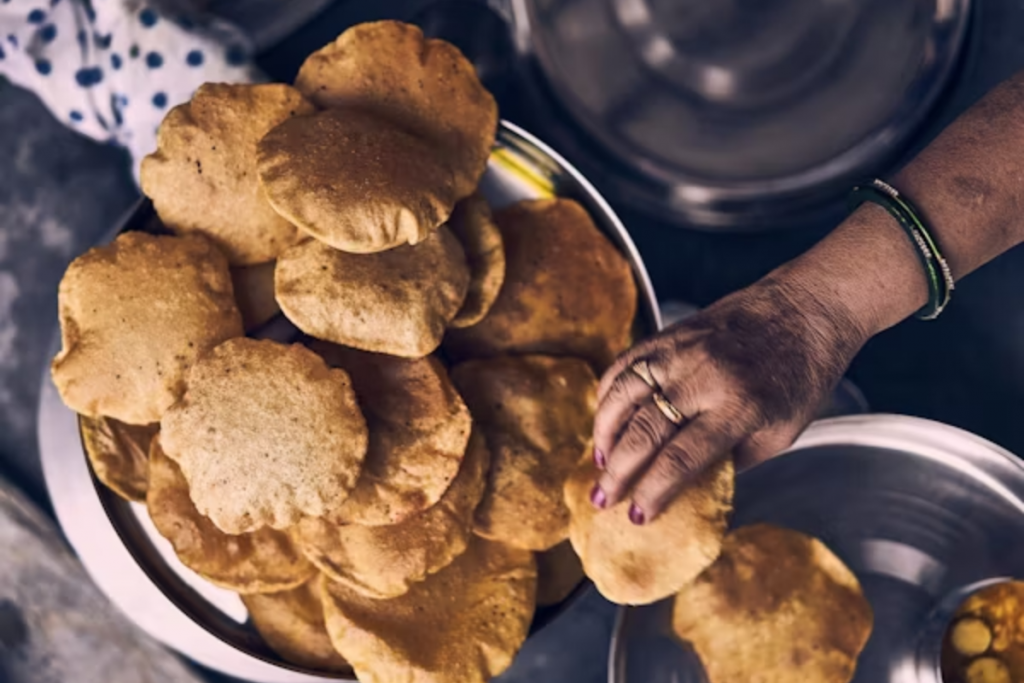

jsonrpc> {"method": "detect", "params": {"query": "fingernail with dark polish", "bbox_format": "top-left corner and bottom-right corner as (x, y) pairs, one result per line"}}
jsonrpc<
(590, 484), (607, 509)
(628, 503), (646, 526)
(594, 448), (606, 469)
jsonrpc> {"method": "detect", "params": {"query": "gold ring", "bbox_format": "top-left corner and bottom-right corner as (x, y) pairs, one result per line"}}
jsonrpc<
(630, 359), (658, 390)
(652, 391), (684, 425)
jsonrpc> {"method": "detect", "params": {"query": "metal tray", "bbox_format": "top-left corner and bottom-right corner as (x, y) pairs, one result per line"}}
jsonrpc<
(37, 121), (661, 683)
(609, 414), (1024, 683)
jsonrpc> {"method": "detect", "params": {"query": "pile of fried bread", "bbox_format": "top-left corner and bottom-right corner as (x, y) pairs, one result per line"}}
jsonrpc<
(52, 20), (874, 683)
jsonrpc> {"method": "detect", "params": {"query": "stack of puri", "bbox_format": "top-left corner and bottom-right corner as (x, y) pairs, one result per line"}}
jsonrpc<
(51, 19), (645, 683)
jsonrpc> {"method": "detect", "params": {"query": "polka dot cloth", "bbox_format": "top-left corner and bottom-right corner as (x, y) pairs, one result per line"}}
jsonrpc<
(0, 0), (259, 182)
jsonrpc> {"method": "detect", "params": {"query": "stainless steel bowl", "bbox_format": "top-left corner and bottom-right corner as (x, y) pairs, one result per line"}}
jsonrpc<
(37, 121), (661, 683)
(510, 0), (972, 229)
(610, 414), (1024, 683)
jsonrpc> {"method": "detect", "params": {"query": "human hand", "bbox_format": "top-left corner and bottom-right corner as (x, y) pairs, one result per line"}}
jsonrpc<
(591, 276), (870, 524)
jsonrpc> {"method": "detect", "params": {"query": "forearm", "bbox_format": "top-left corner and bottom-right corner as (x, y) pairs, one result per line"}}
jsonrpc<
(774, 71), (1024, 339)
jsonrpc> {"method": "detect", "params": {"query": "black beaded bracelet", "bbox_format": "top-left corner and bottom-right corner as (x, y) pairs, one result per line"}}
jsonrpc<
(850, 179), (954, 320)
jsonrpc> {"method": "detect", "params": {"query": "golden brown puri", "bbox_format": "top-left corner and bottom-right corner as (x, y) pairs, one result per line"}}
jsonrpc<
(310, 342), (471, 526)
(672, 524), (873, 683)
(943, 581), (1024, 683)
(447, 192), (506, 329)
(275, 227), (469, 358)
(231, 261), (280, 331)
(293, 429), (489, 600)
(160, 338), (368, 534)
(962, 658), (1012, 683)
(564, 457), (734, 606)
(444, 198), (637, 371)
(242, 576), (350, 673)
(321, 536), (536, 683)
(147, 437), (315, 594)
(451, 355), (597, 552)
(257, 108), (459, 254)
(51, 232), (243, 425)
(950, 618), (994, 658)
(80, 415), (158, 502)
(140, 83), (314, 265)
(535, 541), (585, 608)
(295, 20), (497, 201)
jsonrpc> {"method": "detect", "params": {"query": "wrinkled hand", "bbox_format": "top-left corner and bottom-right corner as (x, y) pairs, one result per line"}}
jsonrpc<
(591, 277), (870, 524)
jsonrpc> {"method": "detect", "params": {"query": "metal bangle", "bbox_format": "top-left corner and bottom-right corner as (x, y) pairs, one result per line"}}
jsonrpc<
(850, 179), (954, 320)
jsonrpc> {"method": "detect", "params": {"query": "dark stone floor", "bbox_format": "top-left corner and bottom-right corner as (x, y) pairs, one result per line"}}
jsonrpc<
(0, 82), (138, 509)
(4, 1), (1024, 682)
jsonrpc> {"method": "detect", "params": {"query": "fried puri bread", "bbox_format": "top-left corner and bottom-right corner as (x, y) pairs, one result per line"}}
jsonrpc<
(147, 437), (315, 593)
(673, 524), (873, 683)
(140, 84), (314, 265)
(321, 536), (536, 683)
(52, 232), (243, 425)
(447, 192), (505, 328)
(564, 457), (734, 605)
(536, 540), (586, 608)
(451, 355), (597, 551)
(943, 581), (1024, 683)
(293, 429), (489, 599)
(295, 20), (497, 200)
(80, 415), (158, 502)
(160, 338), (368, 534)
(231, 261), (280, 331)
(311, 342), (471, 526)
(445, 198), (636, 370)
(242, 576), (350, 673)
(257, 108), (459, 254)
(276, 227), (469, 358)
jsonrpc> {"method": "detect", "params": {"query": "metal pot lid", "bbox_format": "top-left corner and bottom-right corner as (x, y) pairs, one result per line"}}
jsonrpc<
(609, 414), (1024, 683)
(514, 0), (971, 228)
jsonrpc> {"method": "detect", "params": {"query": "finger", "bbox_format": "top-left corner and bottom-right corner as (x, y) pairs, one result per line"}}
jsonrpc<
(592, 364), (656, 462)
(599, 320), (710, 403)
(597, 343), (650, 405)
(628, 415), (743, 524)
(596, 400), (679, 507)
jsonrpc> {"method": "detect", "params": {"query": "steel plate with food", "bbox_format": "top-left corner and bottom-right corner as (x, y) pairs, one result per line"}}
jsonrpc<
(36, 20), (659, 683)
(609, 415), (1024, 683)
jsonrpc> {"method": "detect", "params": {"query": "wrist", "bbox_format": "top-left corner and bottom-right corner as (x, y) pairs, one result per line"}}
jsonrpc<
(770, 202), (930, 340)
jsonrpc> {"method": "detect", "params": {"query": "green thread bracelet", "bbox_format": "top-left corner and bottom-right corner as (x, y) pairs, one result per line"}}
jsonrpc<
(850, 179), (955, 320)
